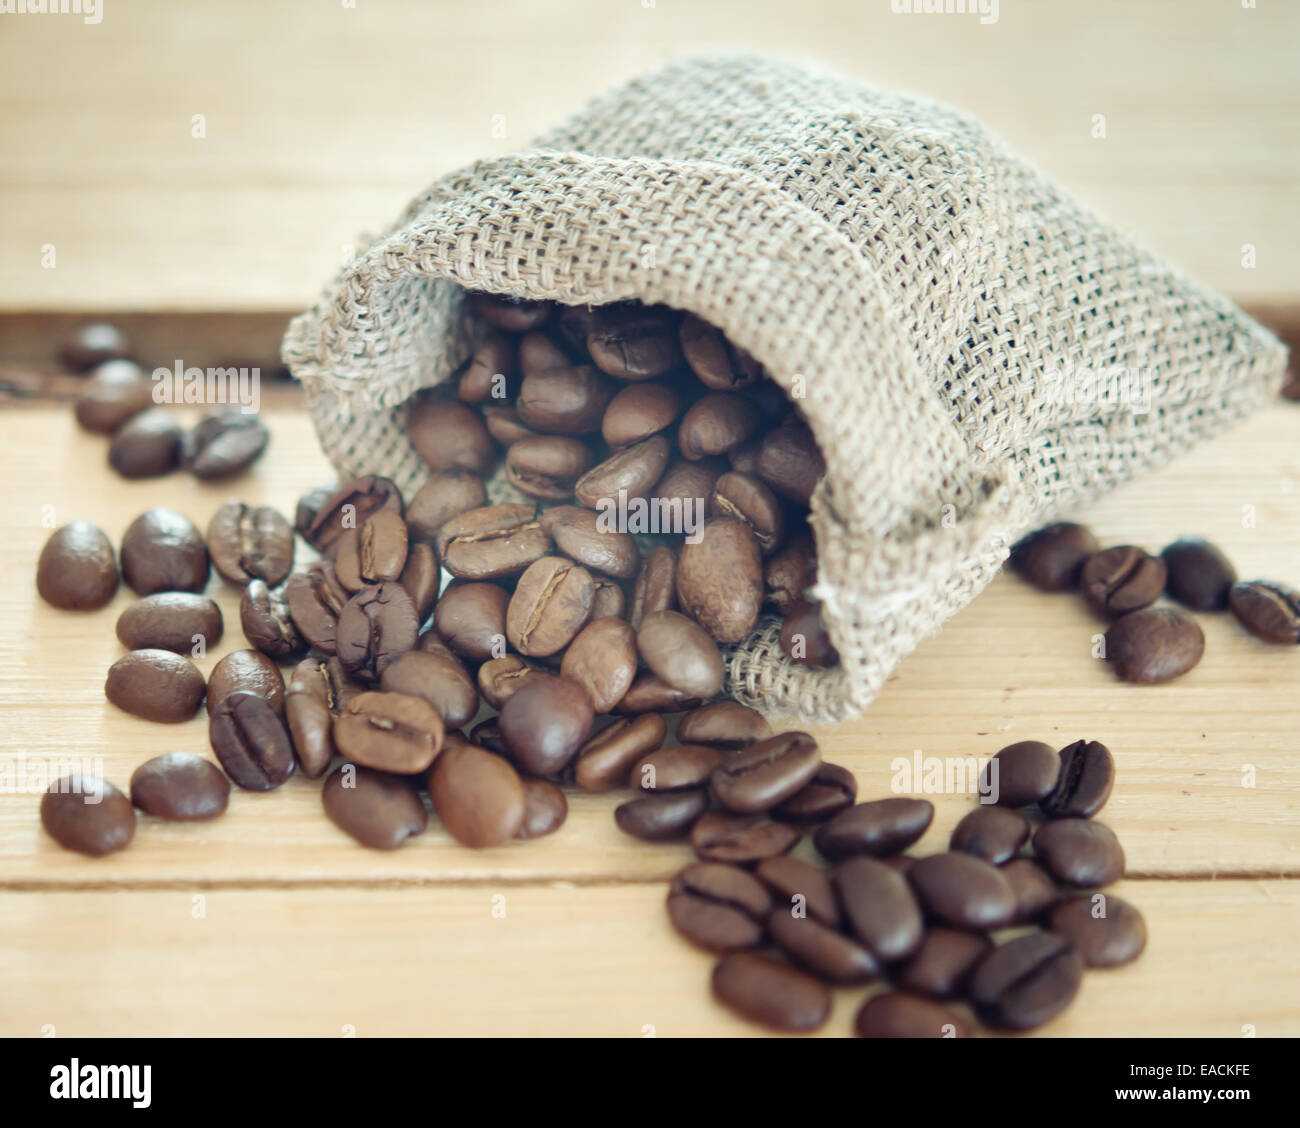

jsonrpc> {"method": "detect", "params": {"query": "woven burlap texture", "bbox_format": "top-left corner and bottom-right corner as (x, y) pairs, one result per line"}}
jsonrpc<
(283, 54), (1286, 723)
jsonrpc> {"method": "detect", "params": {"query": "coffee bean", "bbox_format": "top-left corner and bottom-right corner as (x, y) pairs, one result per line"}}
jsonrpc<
(335, 691), (446, 774)
(767, 910), (879, 984)
(832, 857), (925, 962)
(637, 610), (724, 698)
(574, 436), (671, 508)
(130, 752), (230, 821)
(457, 332), (517, 403)
(516, 778), (568, 839)
(1105, 606), (1205, 682)
(117, 592), (223, 654)
(540, 505), (640, 578)
(765, 533), (816, 614)
(710, 472), (783, 555)
(1002, 858), (1060, 923)
(756, 416), (824, 505)
(853, 992), (968, 1038)
(969, 932), (1083, 1031)
(517, 363), (613, 434)
(469, 292), (552, 332)
(1161, 536), (1237, 611)
(1048, 893), (1147, 968)
(405, 469), (487, 542)
(907, 852), (1016, 930)
(305, 476), (403, 553)
(615, 673), (706, 714)
(284, 564), (348, 654)
(337, 582), (419, 683)
(679, 314), (762, 390)
(322, 764), (428, 849)
(1009, 522), (1099, 591)
(711, 952), (831, 1033)
(506, 436), (593, 500)
(40, 775), (135, 856)
(180, 409), (269, 479)
(982, 740), (1060, 808)
(285, 659), (340, 778)
(120, 508), (209, 595)
(380, 648), (478, 729)
(754, 856), (841, 928)
(896, 928), (993, 999)
(677, 702), (771, 750)
(813, 798), (934, 861)
(633, 744), (725, 792)
(651, 457), (724, 513)
(677, 518), (763, 643)
(667, 862), (773, 952)
(37, 522), (119, 610)
(437, 504), (550, 580)
(1080, 545), (1167, 617)
(106, 649), (206, 722)
(1228, 579), (1300, 643)
(209, 691), (296, 790)
(428, 739), (526, 848)
(74, 360), (152, 433)
(61, 322), (130, 371)
(710, 731), (821, 814)
(573, 714), (666, 791)
(498, 674), (594, 777)
(407, 395), (496, 476)
(433, 581), (509, 661)
(691, 812), (801, 865)
(591, 577), (627, 620)
(615, 788), (710, 840)
(108, 408), (182, 478)
(949, 805), (1030, 864)
(396, 542), (439, 623)
(473, 654), (543, 710)
(678, 393), (760, 460)
(294, 484), (334, 540)
(506, 556), (594, 657)
(482, 404), (538, 445)
(881, 855), (917, 876)
(206, 501), (293, 587)
(779, 600), (839, 668)
(561, 617), (637, 712)
(356, 510), (408, 584)
(1041, 739), (1114, 818)
(628, 545), (677, 628)
(207, 648), (285, 716)
(586, 304), (683, 380)
(602, 381), (681, 447)
(774, 762), (858, 824)
(235, 581), (302, 659)
(1033, 819), (1125, 887)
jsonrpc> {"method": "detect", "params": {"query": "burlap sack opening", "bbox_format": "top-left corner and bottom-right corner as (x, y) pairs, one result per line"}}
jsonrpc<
(284, 55), (1286, 723)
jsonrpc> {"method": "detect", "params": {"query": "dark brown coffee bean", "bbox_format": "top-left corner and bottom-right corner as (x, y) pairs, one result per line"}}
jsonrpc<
(678, 393), (760, 460)
(398, 542), (439, 622)
(710, 472), (784, 555)
(540, 505), (640, 579)
(561, 616), (637, 712)
(632, 744), (724, 793)
(949, 805), (1030, 864)
(833, 857), (925, 962)
(1002, 858), (1060, 923)
(457, 332), (516, 403)
(380, 648), (478, 729)
(106, 649), (205, 723)
(433, 581), (509, 661)
(356, 510), (408, 584)
(516, 778), (568, 839)
(60, 322), (130, 371)
(287, 655), (356, 715)
(907, 852), (1016, 930)
(284, 564), (347, 654)
(206, 501), (294, 587)
(408, 395), (496, 476)
(614, 788), (710, 840)
(428, 739), (525, 847)
(601, 381), (681, 447)
(498, 674), (594, 777)
(573, 714), (666, 791)
(983, 740), (1060, 808)
(130, 752), (230, 821)
(469, 292), (552, 331)
(651, 457), (724, 512)
(506, 436), (593, 500)
(322, 764), (427, 849)
(896, 928), (993, 999)
(753, 856), (841, 928)
(207, 648), (285, 716)
(1161, 536), (1237, 611)
(677, 518), (763, 643)
(712, 952), (830, 1033)
(335, 690), (445, 774)
(756, 416), (824, 505)
(1041, 739), (1114, 819)
(120, 508), (209, 596)
(285, 661), (339, 778)
(180, 409), (269, 479)
(677, 701), (772, 750)
(437, 504), (549, 580)
(679, 314), (762, 390)
(405, 469), (487, 542)
(108, 408), (181, 478)
(728, 439), (761, 475)
(1080, 545), (1167, 617)
(237, 580), (300, 659)
(1105, 606), (1205, 682)
(613, 673), (705, 714)
(117, 592), (223, 654)
(778, 600), (839, 668)
(585, 304), (682, 379)
(854, 992), (968, 1038)
(773, 762), (857, 824)
(628, 544), (677, 628)
(1034, 818), (1125, 887)
(1047, 893), (1147, 968)
(969, 932), (1083, 1031)
(517, 329), (573, 376)
(1228, 579), (1300, 643)
(767, 910), (879, 984)
(667, 862), (773, 952)
(293, 483), (334, 539)
(814, 798), (934, 861)
(710, 732), (821, 814)
(482, 404), (539, 445)
(37, 521), (119, 610)
(765, 532), (817, 614)
(337, 582), (419, 684)
(506, 556), (594, 657)
(517, 363), (613, 434)
(881, 855), (918, 875)
(574, 435), (671, 508)
(473, 654), (542, 710)
(41, 775), (135, 856)
(691, 812), (801, 865)
(637, 610), (724, 698)
(74, 360), (153, 433)
(305, 475), (403, 553)
(209, 691), (296, 790)
(1009, 522), (1099, 591)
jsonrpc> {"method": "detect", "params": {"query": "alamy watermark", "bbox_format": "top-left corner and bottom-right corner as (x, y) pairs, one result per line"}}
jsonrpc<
(1043, 365), (1154, 415)
(595, 489), (705, 544)
(0, 0), (102, 23)
(152, 361), (261, 414)
(891, 0), (998, 26)
(1, 755), (107, 799)
(891, 749), (1000, 804)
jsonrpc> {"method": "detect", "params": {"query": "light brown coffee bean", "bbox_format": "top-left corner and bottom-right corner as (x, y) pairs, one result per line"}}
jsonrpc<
(573, 714), (666, 791)
(561, 616), (638, 712)
(677, 518), (764, 643)
(428, 739), (525, 847)
(408, 395), (496, 476)
(506, 556), (594, 657)
(637, 610), (724, 698)
(334, 691), (445, 774)
(677, 702), (772, 750)
(574, 435), (671, 508)
(437, 504), (550, 580)
(405, 469), (487, 542)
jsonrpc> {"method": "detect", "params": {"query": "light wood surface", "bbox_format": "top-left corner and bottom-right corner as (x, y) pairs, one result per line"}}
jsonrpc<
(2, 402), (1299, 1035)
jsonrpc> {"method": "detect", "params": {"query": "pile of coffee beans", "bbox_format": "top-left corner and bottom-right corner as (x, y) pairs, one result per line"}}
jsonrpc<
(1011, 523), (1300, 681)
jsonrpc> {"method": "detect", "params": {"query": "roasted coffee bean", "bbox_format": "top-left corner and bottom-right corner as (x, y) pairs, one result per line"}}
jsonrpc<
(437, 504), (549, 580)
(405, 469), (487, 542)
(517, 362), (613, 434)
(728, 439), (761, 475)
(498, 674), (594, 777)
(516, 778), (568, 839)
(284, 564), (348, 654)
(322, 765), (427, 849)
(207, 648), (286, 716)
(428, 739), (525, 848)
(679, 314), (762, 390)
(74, 360), (153, 433)
(288, 655), (356, 715)
(677, 518), (763, 643)
(408, 395), (496, 476)
(667, 862), (773, 952)
(457, 332), (516, 403)
(209, 691), (296, 790)
(691, 812), (801, 865)
(1161, 536), (1237, 611)
(285, 660), (339, 778)
(337, 582), (419, 683)
(476, 654), (546, 710)
(356, 510), (408, 584)
(767, 910), (879, 985)
(518, 329), (573, 377)
(37, 521), (119, 610)
(180, 409), (269, 479)
(380, 648), (479, 729)
(1105, 606), (1205, 682)
(1041, 739), (1114, 819)
(969, 932), (1084, 1031)
(637, 610), (724, 698)
(40, 775), (135, 856)
(754, 856), (841, 928)
(1034, 819), (1125, 887)
(628, 545), (677, 628)
(433, 581), (509, 661)
(305, 475), (403, 553)
(130, 752), (230, 821)
(711, 952), (830, 1033)
(949, 805), (1030, 864)
(294, 483), (334, 540)
(207, 501), (294, 587)
(573, 714), (666, 791)
(765, 533), (817, 614)
(591, 576), (627, 620)
(108, 408), (182, 478)
(677, 701), (772, 750)
(854, 992), (968, 1038)
(1228, 579), (1300, 643)
(120, 508), (209, 595)
(586, 304), (683, 379)
(1009, 522), (1099, 591)
(553, 304), (599, 358)
(506, 556), (594, 657)
(774, 762), (857, 824)
(335, 691), (445, 774)
(982, 740), (1060, 808)
(710, 732), (821, 814)
(756, 416), (824, 505)
(615, 788), (710, 840)
(1048, 893), (1147, 968)
(602, 381), (682, 447)
(896, 928), (993, 1000)
(813, 798), (934, 861)
(1080, 545), (1167, 617)
(1002, 858), (1060, 923)
(907, 852), (1016, 930)
(332, 530), (368, 593)
(117, 592), (223, 654)
(482, 404), (538, 445)
(633, 744), (725, 792)
(106, 649), (205, 723)
(506, 436), (593, 500)
(561, 616), (637, 712)
(540, 505), (640, 578)
(469, 720), (508, 756)
(60, 322), (130, 371)
(651, 457), (724, 511)
(710, 472), (783, 555)
(398, 541), (439, 621)
(614, 673), (705, 714)
(574, 436), (671, 508)
(833, 857), (925, 962)
(678, 393), (760, 460)
(469, 292), (552, 332)
(238, 580), (302, 659)
(779, 600), (839, 668)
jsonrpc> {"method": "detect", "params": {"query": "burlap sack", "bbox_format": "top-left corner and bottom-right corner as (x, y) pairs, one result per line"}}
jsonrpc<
(283, 54), (1286, 723)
